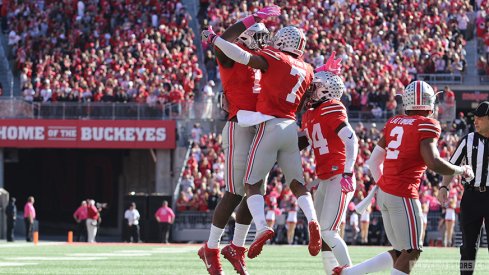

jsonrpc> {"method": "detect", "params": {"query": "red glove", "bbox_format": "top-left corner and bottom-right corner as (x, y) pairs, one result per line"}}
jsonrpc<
(340, 173), (354, 193)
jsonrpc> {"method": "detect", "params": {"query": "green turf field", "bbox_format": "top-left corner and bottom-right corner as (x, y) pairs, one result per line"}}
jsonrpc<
(0, 242), (488, 274)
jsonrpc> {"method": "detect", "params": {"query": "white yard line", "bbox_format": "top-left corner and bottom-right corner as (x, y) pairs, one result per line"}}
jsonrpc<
(67, 253), (152, 257)
(0, 262), (38, 267)
(4, 256), (107, 261)
(0, 242), (64, 248)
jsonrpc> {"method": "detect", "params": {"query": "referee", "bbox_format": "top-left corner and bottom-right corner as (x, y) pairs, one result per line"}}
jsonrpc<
(438, 101), (489, 275)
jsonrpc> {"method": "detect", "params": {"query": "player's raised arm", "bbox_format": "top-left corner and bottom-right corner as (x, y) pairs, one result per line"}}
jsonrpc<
(202, 5), (280, 71)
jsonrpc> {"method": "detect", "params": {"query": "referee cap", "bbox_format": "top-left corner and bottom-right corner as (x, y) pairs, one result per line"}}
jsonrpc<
(474, 101), (489, 117)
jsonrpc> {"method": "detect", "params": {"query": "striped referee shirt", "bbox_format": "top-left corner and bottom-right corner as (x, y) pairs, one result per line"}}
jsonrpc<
(449, 132), (489, 187)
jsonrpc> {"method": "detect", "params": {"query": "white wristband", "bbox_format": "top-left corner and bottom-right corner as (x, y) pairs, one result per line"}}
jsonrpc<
(453, 166), (464, 175)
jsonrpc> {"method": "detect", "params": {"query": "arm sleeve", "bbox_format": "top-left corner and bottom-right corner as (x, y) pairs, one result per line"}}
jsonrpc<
(214, 37), (251, 65)
(366, 145), (386, 183)
(338, 123), (358, 174)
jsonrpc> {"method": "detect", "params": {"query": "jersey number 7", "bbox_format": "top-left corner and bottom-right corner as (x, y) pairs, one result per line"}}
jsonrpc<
(286, 65), (306, 103)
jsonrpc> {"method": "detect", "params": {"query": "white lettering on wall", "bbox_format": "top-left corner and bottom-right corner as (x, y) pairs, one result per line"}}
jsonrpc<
(78, 127), (166, 142)
(0, 126), (45, 140)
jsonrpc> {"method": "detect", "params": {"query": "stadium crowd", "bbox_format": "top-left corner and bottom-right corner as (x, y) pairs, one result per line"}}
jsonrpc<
(5, 0), (203, 105)
(1, 0), (482, 112)
(177, 115), (470, 245)
(201, 0), (473, 112)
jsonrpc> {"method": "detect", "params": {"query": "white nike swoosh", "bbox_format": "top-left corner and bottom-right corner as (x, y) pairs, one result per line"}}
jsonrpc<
(204, 253), (212, 269)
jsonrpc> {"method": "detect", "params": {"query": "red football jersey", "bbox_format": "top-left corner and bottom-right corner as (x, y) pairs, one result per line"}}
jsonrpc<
(302, 99), (348, 179)
(255, 46), (314, 120)
(378, 115), (441, 199)
(217, 44), (260, 120)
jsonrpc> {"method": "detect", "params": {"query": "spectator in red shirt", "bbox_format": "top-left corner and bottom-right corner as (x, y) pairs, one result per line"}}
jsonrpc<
(73, 200), (88, 242)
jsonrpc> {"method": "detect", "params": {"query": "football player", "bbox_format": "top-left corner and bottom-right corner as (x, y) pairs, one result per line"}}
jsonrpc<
(334, 81), (474, 275)
(202, 16), (321, 258)
(198, 8), (278, 275)
(300, 68), (358, 274)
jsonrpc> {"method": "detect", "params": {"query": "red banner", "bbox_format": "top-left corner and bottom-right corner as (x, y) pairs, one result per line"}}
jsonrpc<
(0, 120), (176, 149)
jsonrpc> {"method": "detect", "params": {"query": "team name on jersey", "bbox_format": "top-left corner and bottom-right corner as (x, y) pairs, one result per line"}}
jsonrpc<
(390, 117), (415, 125)
(287, 55), (307, 69)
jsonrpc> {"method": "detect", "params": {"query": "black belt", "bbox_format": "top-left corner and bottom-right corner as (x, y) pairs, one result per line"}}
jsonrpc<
(229, 116), (238, 122)
(464, 185), (487, 192)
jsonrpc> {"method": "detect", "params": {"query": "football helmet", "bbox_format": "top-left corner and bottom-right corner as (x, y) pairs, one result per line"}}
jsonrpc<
(270, 26), (306, 57)
(402, 81), (435, 111)
(238, 23), (270, 50)
(309, 71), (345, 103)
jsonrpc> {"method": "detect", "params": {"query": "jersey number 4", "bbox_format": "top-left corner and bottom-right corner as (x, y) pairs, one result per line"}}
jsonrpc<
(306, 123), (329, 155)
(286, 66), (306, 103)
(386, 126), (404, 159)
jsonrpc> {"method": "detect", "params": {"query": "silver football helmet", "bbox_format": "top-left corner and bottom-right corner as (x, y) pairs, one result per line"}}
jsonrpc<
(309, 71), (345, 103)
(402, 81), (435, 111)
(238, 23), (270, 50)
(270, 26), (306, 57)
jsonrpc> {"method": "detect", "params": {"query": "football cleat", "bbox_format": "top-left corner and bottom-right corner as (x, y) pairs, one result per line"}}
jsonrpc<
(198, 242), (224, 275)
(221, 242), (249, 275)
(308, 220), (322, 256)
(247, 227), (274, 259)
(332, 265), (349, 275)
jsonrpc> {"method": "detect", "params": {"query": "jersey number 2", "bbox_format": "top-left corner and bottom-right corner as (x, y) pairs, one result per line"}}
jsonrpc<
(286, 66), (306, 103)
(386, 126), (404, 159)
(306, 123), (329, 155)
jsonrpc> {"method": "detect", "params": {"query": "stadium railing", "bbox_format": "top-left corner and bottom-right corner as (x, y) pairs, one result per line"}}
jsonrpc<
(417, 74), (463, 85)
(480, 75), (489, 84)
(1, 99), (453, 123)
(171, 140), (194, 211)
(0, 98), (398, 122)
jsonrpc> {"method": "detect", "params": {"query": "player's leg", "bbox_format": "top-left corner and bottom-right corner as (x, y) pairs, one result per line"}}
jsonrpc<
(316, 175), (354, 269)
(244, 121), (279, 258)
(206, 122), (244, 248)
(220, 198), (252, 275)
(223, 123), (256, 248)
(336, 189), (396, 275)
(313, 180), (339, 273)
(277, 120), (320, 256)
(386, 195), (424, 274)
(200, 122), (244, 275)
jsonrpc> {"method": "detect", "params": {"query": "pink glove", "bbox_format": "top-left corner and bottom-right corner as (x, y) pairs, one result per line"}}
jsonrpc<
(201, 26), (217, 45)
(254, 5), (281, 20)
(340, 174), (355, 193)
(461, 165), (475, 182)
(315, 51), (342, 75)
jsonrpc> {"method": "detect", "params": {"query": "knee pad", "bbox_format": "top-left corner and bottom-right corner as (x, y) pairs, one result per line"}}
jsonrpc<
(321, 230), (340, 246)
